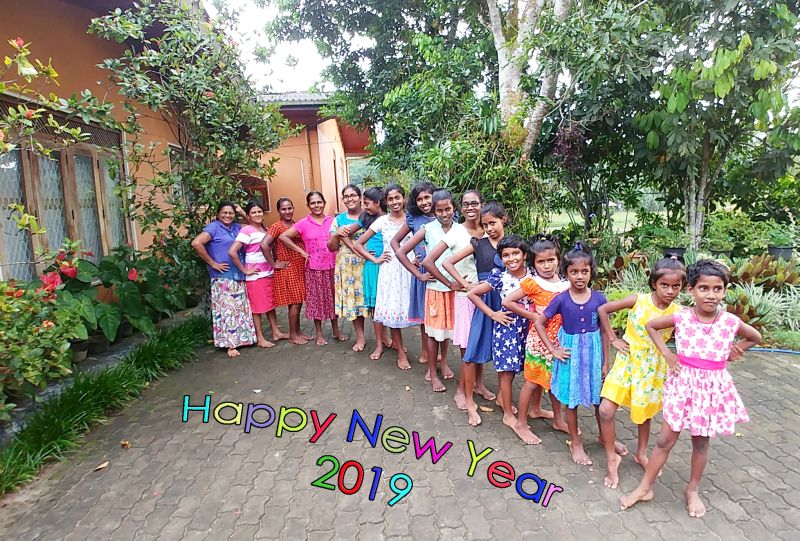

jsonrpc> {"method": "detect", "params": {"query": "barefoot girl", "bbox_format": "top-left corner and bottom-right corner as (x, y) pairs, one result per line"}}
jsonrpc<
(339, 187), (391, 358)
(440, 201), (506, 425)
(390, 182), (436, 363)
(621, 260), (761, 518)
(534, 241), (607, 465)
(192, 201), (257, 357)
(468, 235), (532, 430)
(228, 201), (286, 348)
(328, 185), (370, 351)
(597, 255), (685, 489)
(263, 198), (311, 345)
(398, 189), (457, 392)
(502, 234), (569, 444)
(279, 192), (347, 345)
(435, 191), (491, 408)
(355, 184), (414, 369)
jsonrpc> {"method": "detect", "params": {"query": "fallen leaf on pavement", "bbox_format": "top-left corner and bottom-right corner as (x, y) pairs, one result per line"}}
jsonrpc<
(94, 461), (109, 471)
(120, 440), (131, 449)
(735, 432), (743, 438)
(479, 406), (494, 412)
(405, 386), (412, 391)
(253, 389), (263, 394)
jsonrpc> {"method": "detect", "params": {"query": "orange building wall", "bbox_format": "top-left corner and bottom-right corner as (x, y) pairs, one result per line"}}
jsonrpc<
(1, 0), (180, 250)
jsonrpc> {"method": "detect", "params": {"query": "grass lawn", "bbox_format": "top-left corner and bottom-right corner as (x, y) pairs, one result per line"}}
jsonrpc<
(548, 210), (639, 233)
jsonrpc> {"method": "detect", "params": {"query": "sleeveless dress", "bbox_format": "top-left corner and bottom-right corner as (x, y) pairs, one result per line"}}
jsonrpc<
(661, 309), (749, 437)
(331, 213), (368, 320)
(521, 275), (569, 389)
(371, 215), (414, 328)
(600, 294), (679, 424)
(463, 237), (503, 364)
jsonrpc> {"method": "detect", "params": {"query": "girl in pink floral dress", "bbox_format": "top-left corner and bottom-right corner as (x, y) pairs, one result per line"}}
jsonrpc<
(621, 260), (762, 519)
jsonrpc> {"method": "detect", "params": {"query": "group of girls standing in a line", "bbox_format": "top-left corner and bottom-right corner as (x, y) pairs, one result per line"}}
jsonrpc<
(192, 182), (762, 519)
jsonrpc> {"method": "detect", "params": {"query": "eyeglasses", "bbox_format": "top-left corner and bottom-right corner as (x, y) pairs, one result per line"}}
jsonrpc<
(462, 201), (480, 208)
(343, 194), (361, 200)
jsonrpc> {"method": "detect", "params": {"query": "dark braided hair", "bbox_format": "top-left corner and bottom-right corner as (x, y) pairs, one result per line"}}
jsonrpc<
(560, 240), (596, 280)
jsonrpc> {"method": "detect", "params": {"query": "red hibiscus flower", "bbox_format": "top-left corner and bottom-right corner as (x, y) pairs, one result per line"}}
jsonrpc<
(128, 268), (139, 281)
(40, 271), (62, 291)
(60, 265), (78, 279)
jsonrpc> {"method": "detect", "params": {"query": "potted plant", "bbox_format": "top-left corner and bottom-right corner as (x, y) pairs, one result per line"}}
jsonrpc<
(703, 223), (735, 258)
(658, 229), (690, 258)
(765, 221), (796, 260)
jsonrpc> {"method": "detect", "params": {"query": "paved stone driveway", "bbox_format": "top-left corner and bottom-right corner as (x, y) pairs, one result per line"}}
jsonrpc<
(1, 321), (799, 540)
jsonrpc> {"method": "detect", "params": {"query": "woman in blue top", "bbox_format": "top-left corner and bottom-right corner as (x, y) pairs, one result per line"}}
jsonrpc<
(191, 201), (257, 358)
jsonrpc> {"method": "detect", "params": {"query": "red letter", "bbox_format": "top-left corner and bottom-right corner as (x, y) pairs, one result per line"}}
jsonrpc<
(487, 461), (516, 489)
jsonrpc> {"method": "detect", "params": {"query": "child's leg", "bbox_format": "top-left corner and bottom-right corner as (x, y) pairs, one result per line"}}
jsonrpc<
(370, 320), (385, 360)
(566, 407), (591, 465)
(419, 324), (429, 363)
(313, 319), (326, 345)
(634, 419), (653, 469)
(392, 328), (410, 370)
(439, 339), (453, 379)
(454, 361), (468, 409)
(331, 317), (348, 341)
(463, 363), (480, 426)
(620, 423), (681, 510)
(528, 386), (554, 419)
(686, 436), (710, 518)
(253, 314), (275, 348)
(475, 364), (496, 401)
(427, 339), (446, 392)
(352, 316), (366, 351)
(513, 381), (542, 445)
(498, 372), (516, 427)
(550, 392), (568, 432)
(266, 310), (289, 341)
(598, 399), (622, 488)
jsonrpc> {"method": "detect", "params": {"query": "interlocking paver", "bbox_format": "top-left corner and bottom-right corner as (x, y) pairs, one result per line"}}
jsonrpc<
(1, 319), (799, 539)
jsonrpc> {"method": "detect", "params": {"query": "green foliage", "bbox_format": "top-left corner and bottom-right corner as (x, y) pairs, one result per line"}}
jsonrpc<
(725, 282), (786, 332)
(766, 329), (800, 351)
(0, 317), (209, 495)
(730, 254), (800, 291)
(604, 288), (637, 332)
(89, 0), (298, 241)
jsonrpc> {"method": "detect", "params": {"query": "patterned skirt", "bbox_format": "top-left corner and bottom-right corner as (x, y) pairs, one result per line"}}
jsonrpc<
(334, 248), (368, 320)
(601, 344), (668, 424)
(305, 268), (335, 320)
(452, 294), (474, 348)
(424, 289), (455, 342)
(550, 328), (603, 409)
(524, 315), (562, 389)
(210, 278), (257, 349)
(661, 365), (749, 437)
(273, 261), (305, 306)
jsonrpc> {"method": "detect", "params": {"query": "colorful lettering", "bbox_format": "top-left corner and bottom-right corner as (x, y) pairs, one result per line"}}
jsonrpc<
(346, 409), (383, 447)
(182, 394), (211, 423)
(466, 440), (494, 477)
(213, 402), (243, 425)
(381, 426), (410, 453)
(487, 461), (516, 489)
(515, 473), (548, 503)
(243, 403), (275, 434)
(275, 406), (308, 437)
(309, 410), (337, 443)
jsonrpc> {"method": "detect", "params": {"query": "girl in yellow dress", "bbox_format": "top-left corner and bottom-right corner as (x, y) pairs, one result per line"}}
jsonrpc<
(597, 255), (686, 489)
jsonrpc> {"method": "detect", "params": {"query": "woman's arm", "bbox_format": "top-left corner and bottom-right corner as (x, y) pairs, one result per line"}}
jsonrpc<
(397, 229), (430, 281)
(260, 234), (287, 269)
(534, 313), (569, 360)
(598, 294), (638, 354)
(441, 244), (476, 291)
(227, 241), (252, 276)
(191, 232), (228, 273)
(390, 223), (413, 260)
(278, 227), (308, 261)
(352, 229), (385, 264)
(501, 287), (539, 320)
(466, 282), (512, 326)
(645, 314), (678, 369)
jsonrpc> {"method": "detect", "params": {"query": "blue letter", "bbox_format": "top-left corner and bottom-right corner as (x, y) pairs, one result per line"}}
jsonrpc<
(346, 409), (382, 447)
(515, 473), (547, 503)
(182, 394), (211, 423)
(244, 404), (275, 434)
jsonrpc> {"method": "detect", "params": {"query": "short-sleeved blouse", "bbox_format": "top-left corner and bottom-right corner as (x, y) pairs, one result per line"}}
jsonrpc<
(520, 275), (569, 309)
(358, 216), (384, 256)
(293, 215), (336, 270)
(267, 221), (305, 265)
(443, 223), (479, 285)
(673, 309), (741, 366)
(234, 225), (273, 281)
(202, 220), (244, 281)
(544, 290), (608, 335)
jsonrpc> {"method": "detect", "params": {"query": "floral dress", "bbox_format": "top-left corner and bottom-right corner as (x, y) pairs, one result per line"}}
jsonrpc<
(521, 275), (570, 389)
(600, 294), (679, 424)
(331, 213), (369, 320)
(371, 215), (414, 328)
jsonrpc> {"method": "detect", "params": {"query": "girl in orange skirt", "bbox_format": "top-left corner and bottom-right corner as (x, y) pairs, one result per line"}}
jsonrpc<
(502, 234), (569, 444)
(397, 190), (457, 392)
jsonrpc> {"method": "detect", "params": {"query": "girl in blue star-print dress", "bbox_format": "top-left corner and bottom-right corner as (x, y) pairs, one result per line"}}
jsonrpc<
(468, 235), (532, 432)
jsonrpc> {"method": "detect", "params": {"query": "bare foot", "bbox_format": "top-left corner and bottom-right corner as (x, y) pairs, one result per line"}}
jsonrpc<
(475, 385), (496, 401)
(288, 335), (309, 345)
(568, 440), (592, 465)
(430, 376), (446, 392)
(226, 348), (240, 358)
(397, 355), (412, 370)
(604, 453), (622, 489)
(614, 440), (629, 456)
(466, 404), (481, 426)
(419, 354), (429, 364)
(272, 331), (290, 341)
(502, 413), (517, 429)
(552, 419), (579, 434)
(315, 337), (328, 346)
(620, 486), (654, 511)
(352, 340), (366, 352)
(513, 422), (542, 445)
(454, 390), (467, 410)
(301, 333), (314, 341)
(441, 364), (455, 380)
(369, 346), (384, 360)
(528, 406), (555, 420)
(257, 339), (275, 348)
(497, 400), (518, 415)
(334, 333), (349, 342)
(686, 490), (706, 518)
